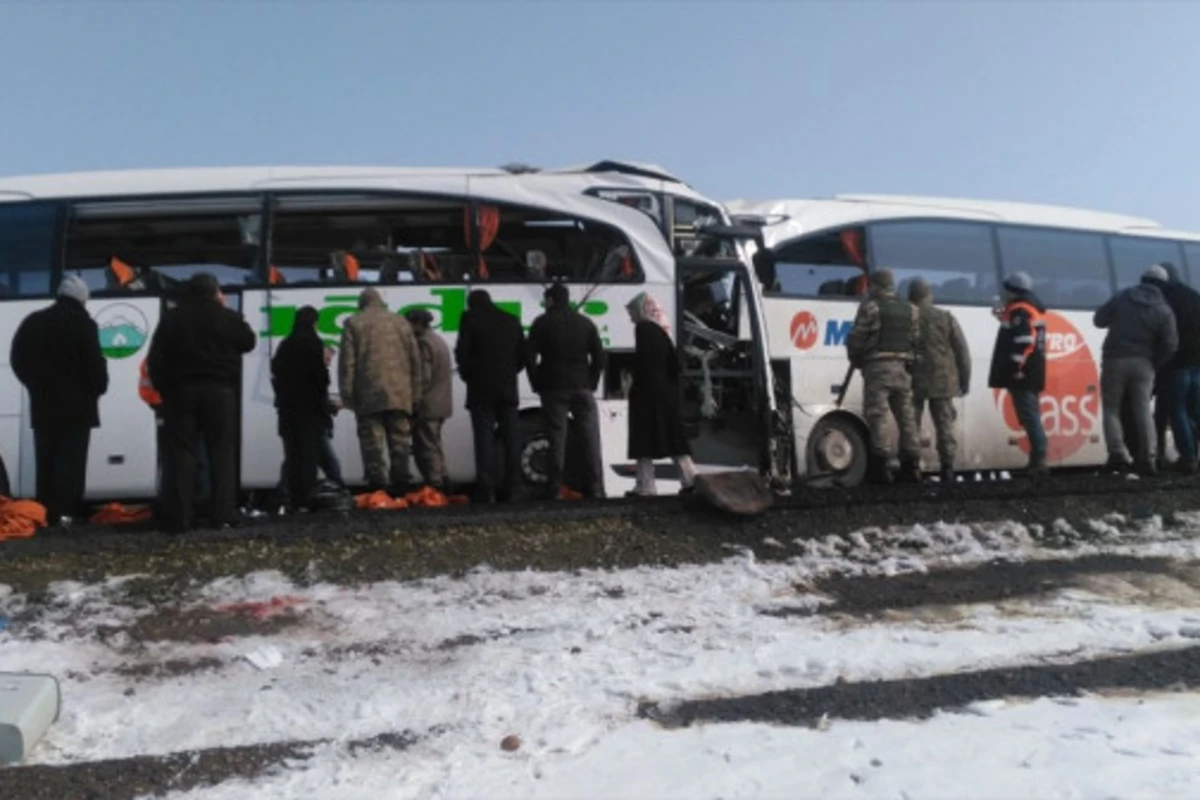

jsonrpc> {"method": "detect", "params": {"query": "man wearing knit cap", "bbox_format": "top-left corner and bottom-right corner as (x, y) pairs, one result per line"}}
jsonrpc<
(1094, 264), (1178, 476)
(846, 269), (923, 484)
(10, 275), (109, 524)
(989, 272), (1049, 476)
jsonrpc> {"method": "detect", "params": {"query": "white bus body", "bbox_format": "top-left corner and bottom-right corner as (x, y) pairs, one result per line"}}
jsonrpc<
(0, 163), (779, 502)
(729, 194), (1200, 484)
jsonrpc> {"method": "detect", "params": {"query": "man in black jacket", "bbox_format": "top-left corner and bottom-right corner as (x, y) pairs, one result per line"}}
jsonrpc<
(526, 283), (607, 499)
(1145, 262), (1200, 473)
(271, 306), (330, 511)
(147, 273), (256, 532)
(10, 275), (109, 524)
(455, 290), (525, 503)
(988, 272), (1049, 476)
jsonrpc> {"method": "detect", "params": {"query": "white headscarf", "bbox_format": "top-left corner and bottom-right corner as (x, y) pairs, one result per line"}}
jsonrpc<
(627, 292), (670, 335)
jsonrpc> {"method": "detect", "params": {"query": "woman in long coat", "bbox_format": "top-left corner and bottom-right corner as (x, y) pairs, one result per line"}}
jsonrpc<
(626, 292), (697, 496)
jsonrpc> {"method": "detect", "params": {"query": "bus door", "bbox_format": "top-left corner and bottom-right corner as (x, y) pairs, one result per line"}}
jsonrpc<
(674, 258), (776, 478)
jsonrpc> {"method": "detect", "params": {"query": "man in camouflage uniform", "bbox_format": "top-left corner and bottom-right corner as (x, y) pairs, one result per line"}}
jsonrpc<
(846, 269), (922, 484)
(339, 288), (425, 494)
(908, 279), (971, 483)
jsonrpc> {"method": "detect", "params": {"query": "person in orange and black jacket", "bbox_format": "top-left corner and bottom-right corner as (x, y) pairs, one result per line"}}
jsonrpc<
(271, 306), (331, 512)
(988, 271), (1048, 476)
(10, 275), (109, 525)
(148, 273), (255, 533)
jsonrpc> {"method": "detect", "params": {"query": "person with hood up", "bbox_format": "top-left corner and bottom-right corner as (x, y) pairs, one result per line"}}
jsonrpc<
(338, 288), (424, 494)
(271, 306), (330, 511)
(455, 289), (526, 503)
(405, 308), (454, 492)
(907, 278), (971, 483)
(147, 273), (256, 532)
(1142, 263), (1200, 473)
(1094, 264), (1178, 475)
(10, 275), (109, 525)
(989, 272), (1049, 476)
(846, 269), (922, 484)
(625, 292), (696, 496)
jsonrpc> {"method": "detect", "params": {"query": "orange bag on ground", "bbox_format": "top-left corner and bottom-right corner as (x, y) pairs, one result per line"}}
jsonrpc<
(89, 503), (155, 525)
(0, 497), (48, 541)
(355, 491), (409, 511)
(354, 486), (470, 511)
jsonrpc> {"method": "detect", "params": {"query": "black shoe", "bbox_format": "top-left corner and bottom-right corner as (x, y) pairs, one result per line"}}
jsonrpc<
(897, 461), (922, 484)
(1104, 455), (1133, 475)
(1025, 456), (1049, 478)
(1134, 460), (1158, 478)
(938, 467), (954, 484)
(869, 460), (894, 485)
(1177, 460), (1199, 476)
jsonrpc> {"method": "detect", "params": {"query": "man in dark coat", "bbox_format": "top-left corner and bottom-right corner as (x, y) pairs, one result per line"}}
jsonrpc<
(406, 308), (454, 491)
(271, 306), (330, 511)
(148, 273), (256, 533)
(1094, 264), (1178, 475)
(10, 275), (109, 523)
(526, 283), (607, 499)
(455, 290), (525, 503)
(625, 292), (695, 496)
(988, 272), (1048, 476)
(1144, 262), (1200, 473)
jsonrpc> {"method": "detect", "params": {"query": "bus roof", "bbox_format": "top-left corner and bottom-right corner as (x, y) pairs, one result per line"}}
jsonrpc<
(0, 160), (706, 204)
(725, 194), (1200, 248)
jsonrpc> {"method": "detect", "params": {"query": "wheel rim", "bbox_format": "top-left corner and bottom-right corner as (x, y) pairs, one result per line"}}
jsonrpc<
(521, 436), (550, 485)
(816, 427), (856, 472)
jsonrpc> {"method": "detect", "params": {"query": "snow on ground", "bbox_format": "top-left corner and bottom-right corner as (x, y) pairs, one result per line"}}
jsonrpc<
(4, 515), (1200, 797)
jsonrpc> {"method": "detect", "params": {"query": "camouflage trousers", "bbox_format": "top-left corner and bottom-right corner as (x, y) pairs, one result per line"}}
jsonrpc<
(914, 395), (958, 467)
(356, 410), (412, 490)
(862, 360), (921, 463)
(412, 417), (447, 489)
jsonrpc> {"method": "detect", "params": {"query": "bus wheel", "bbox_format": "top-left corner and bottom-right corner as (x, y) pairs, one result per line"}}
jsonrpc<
(498, 412), (550, 499)
(806, 416), (868, 488)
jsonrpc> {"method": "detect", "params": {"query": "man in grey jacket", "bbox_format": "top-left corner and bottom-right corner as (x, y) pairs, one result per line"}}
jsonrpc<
(1094, 264), (1179, 475)
(405, 308), (453, 492)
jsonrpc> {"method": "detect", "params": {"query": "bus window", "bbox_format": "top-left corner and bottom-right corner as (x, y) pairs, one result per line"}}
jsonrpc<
(0, 203), (58, 297)
(868, 220), (997, 305)
(674, 200), (733, 258)
(768, 227), (867, 298)
(484, 205), (642, 283)
(66, 197), (263, 294)
(1109, 236), (1184, 289)
(995, 226), (1109, 309)
(1183, 243), (1200, 286)
(270, 196), (473, 286)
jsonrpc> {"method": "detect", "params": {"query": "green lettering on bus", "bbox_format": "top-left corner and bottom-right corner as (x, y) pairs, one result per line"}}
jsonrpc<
(260, 288), (610, 342)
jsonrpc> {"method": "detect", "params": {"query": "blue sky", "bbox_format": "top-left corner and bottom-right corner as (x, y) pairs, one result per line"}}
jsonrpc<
(2, 1), (1198, 228)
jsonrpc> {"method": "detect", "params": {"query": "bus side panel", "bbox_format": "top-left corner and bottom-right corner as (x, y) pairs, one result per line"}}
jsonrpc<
(242, 283), (650, 493)
(0, 300), (43, 498)
(85, 297), (160, 498)
(764, 298), (1109, 474)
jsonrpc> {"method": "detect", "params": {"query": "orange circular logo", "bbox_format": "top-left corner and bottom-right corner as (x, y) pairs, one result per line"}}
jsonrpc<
(790, 311), (820, 350)
(992, 311), (1100, 460)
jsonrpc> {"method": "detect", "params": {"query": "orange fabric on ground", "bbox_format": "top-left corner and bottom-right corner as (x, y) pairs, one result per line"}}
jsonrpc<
(89, 503), (155, 525)
(354, 486), (470, 511)
(561, 487), (583, 501)
(0, 497), (48, 540)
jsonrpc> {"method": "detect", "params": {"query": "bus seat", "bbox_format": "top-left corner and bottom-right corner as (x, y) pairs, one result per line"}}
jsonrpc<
(817, 279), (846, 296)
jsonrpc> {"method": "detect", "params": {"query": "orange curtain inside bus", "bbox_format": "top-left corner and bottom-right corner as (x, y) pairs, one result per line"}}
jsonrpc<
(464, 205), (500, 279)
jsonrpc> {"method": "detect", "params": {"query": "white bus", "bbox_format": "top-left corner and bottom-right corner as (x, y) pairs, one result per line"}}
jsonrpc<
(0, 162), (785, 503)
(729, 193), (1200, 485)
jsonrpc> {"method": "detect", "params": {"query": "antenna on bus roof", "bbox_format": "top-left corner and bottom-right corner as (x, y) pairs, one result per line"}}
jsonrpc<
(500, 163), (541, 175)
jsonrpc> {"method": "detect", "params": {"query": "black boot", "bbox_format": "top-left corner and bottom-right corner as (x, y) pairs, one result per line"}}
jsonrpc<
(1027, 455), (1049, 477)
(869, 459), (894, 485)
(897, 460), (923, 485)
(938, 466), (954, 484)
(1103, 455), (1132, 475)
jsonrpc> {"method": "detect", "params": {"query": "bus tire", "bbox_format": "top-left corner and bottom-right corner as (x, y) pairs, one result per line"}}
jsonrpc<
(806, 415), (868, 488)
(502, 410), (588, 500)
